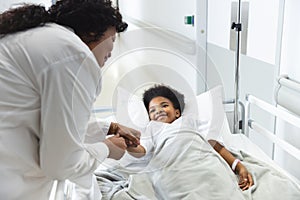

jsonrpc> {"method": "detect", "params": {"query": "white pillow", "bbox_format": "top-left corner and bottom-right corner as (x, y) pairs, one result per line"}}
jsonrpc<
(115, 85), (230, 141)
(196, 85), (227, 142)
(115, 87), (149, 131)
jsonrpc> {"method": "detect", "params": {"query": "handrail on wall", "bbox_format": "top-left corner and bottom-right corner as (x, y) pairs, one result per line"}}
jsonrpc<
(277, 75), (300, 94)
(275, 75), (300, 117)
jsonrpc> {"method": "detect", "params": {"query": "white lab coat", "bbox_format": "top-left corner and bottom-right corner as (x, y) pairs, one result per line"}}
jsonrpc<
(0, 23), (109, 199)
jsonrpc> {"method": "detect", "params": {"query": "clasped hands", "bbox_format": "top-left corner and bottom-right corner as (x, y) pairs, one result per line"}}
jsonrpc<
(104, 122), (141, 159)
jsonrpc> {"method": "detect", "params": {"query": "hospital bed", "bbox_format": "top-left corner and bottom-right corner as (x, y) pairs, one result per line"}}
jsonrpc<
(49, 22), (300, 199)
(49, 75), (300, 199)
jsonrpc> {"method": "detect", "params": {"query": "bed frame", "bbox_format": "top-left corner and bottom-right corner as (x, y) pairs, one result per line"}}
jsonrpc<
(243, 75), (300, 184)
(245, 95), (300, 160)
(50, 75), (300, 199)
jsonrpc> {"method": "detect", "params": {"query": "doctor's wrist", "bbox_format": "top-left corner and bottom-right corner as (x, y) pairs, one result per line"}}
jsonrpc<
(108, 122), (118, 135)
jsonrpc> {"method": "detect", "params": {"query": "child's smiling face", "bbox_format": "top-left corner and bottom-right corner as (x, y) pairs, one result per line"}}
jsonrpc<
(148, 96), (181, 123)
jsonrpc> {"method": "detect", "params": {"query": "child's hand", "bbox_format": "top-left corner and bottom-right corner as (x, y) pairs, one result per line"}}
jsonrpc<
(125, 138), (138, 147)
(236, 163), (254, 190)
(108, 122), (141, 147)
(104, 134), (127, 160)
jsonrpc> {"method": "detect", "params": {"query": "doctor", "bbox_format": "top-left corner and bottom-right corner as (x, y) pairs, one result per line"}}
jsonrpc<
(0, 0), (140, 199)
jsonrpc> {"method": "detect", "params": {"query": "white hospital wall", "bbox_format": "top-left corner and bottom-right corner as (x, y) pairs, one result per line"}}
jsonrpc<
(207, 0), (279, 158)
(208, 0), (279, 65)
(280, 0), (300, 79)
(118, 0), (197, 41)
(94, 0), (209, 111)
(94, 24), (205, 114)
(208, 0), (299, 180)
(276, 0), (300, 181)
(206, 0), (300, 180)
(0, 0), (52, 12)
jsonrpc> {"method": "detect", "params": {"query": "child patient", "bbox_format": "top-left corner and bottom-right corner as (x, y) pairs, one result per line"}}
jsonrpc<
(126, 84), (253, 191)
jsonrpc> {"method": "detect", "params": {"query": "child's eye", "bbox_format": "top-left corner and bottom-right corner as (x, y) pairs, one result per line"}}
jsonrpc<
(162, 104), (169, 108)
(149, 109), (155, 113)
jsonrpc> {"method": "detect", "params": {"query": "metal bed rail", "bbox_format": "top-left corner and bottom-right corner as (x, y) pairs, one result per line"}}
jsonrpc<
(245, 94), (300, 161)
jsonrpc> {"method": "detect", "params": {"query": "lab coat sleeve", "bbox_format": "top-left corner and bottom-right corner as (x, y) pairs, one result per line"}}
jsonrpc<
(85, 118), (111, 144)
(38, 52), (108, 188)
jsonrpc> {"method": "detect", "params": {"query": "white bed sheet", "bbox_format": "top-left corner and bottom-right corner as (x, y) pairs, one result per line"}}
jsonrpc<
(95, 117), (300, 200)
(228, 133), (300, 184)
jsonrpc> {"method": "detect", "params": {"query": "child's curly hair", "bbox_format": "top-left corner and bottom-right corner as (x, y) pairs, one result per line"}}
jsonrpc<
(143, 84), (185, 114)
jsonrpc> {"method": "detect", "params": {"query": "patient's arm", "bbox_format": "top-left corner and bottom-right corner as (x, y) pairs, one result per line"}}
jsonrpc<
(126, 145), (146, 158)
(208, 140), (254, 191)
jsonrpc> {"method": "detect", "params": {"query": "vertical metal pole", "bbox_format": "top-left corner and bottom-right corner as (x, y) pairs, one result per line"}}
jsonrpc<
(233, 0), (242, 133)
(196, 0), (208, 94)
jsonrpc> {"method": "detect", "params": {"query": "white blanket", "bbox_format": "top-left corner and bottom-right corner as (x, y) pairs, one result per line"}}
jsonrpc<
(96, 119), (300, 199)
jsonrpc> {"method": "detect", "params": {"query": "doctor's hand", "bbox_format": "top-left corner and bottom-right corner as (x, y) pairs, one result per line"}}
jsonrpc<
(108, 122), (141, 147)
(236, 163), (254, 190)
(104, 134), (127, 160)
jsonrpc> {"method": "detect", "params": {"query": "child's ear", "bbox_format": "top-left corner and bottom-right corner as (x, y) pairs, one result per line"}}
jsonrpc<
(175, 110), (181, 118)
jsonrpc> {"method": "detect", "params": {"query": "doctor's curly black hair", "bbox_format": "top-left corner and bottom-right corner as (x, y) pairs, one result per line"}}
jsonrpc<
(0, 0), (127, 44)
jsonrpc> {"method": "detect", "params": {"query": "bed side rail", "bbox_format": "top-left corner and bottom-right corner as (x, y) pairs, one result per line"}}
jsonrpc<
(245, 94), (300, 161)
